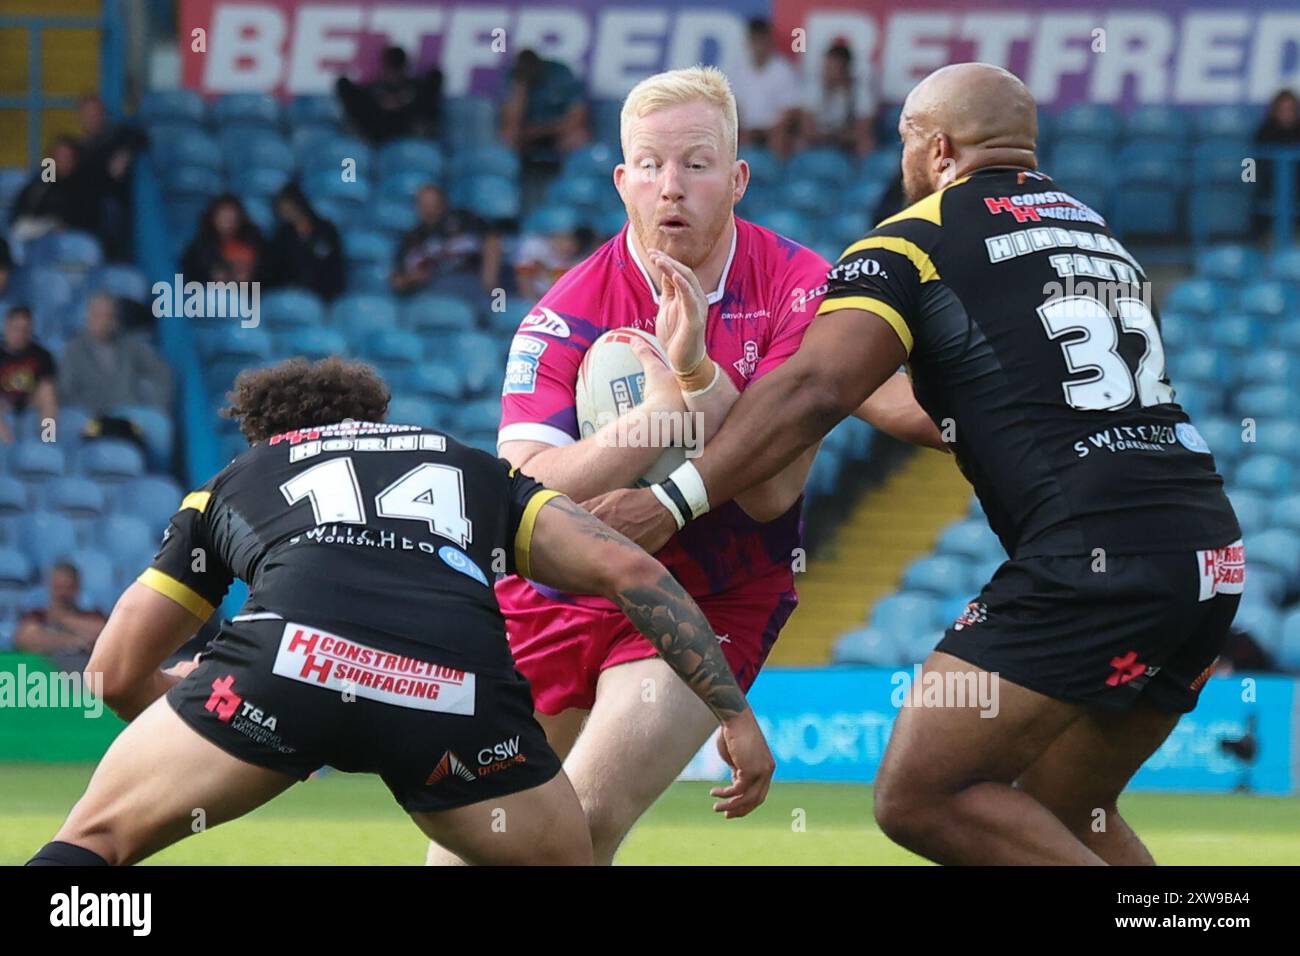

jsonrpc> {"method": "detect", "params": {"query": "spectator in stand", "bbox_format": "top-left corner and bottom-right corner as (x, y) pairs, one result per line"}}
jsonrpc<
(336, 45), (443, 143)
(7, 137), (99, 243)
(726, 19), (803, 160)
(0, 305), (58, 443)
(500, 49), (590, 176)
(74, 93), (148, 262)
(59, 293), (172, 414)
(180, 194), (264, 285)
(14, 562), (107, 669)
(1255, 89), (1300, 203)
(798, 41), (877, 157)
(514, 220), (590, 302)
(263, 182), (344, 301)
(0, 236), (13, 300)
(389, 184), (502, 298)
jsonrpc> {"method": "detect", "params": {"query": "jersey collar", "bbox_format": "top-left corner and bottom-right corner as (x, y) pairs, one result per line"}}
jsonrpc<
(624, 221), (738, 306)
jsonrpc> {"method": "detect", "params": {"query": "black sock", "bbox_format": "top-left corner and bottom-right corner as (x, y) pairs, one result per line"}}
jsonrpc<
(26, 840), (111, 866)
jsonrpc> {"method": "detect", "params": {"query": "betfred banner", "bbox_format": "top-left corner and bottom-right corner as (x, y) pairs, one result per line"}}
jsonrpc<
(182, 0), (1300, 108)
(179, 0), (766, 99)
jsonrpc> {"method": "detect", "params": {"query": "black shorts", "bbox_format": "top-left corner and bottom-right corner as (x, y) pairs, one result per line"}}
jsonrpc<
(936, 540), (1244, 713)
(166, 618), (562, 813)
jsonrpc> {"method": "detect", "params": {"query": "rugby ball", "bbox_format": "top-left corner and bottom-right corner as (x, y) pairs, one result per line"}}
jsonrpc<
(575, 328), (688, 487)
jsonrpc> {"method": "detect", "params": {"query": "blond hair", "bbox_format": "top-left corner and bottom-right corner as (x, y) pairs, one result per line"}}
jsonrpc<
(620, 66), (739, 159)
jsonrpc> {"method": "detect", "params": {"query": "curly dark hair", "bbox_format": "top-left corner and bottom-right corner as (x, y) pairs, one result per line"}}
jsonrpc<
(222, 357), (391, 443)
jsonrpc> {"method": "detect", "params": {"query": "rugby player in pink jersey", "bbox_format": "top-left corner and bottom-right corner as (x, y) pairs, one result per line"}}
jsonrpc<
(425, 66), (940, 866)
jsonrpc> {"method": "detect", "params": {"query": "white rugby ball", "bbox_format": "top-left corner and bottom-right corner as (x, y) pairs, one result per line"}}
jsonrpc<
(575, 328), (688, 487)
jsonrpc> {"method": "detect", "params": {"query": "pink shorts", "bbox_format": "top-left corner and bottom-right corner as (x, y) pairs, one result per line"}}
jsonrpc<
(496, 576), (798, 715)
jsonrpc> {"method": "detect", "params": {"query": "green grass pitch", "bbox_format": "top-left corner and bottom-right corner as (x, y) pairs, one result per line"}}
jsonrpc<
(3, 763), (1298, 865)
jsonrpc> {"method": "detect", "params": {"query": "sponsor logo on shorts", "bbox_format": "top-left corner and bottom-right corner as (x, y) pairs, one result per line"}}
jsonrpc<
(272, 623), (477, 715)
(476, 734), (527, 776)
(519, 307), (570, 338)
(425, 750), (476, 785)
(203, 675), (295, 753)
(1106, 650), (1149, 687)
(952, 601), (987, 630)
(1197, 539), (1245, 602)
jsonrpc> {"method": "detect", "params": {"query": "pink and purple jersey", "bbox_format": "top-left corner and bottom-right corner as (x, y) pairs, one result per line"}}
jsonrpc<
(499, 218), (829, 606)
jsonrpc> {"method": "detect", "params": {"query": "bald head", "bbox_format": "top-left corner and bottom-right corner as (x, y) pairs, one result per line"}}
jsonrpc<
(898, 63), (1038, 205)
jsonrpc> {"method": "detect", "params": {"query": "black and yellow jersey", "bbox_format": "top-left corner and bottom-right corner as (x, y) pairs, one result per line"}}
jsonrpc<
(139, 421), (560, 674)
(819, 166), (1239, 559)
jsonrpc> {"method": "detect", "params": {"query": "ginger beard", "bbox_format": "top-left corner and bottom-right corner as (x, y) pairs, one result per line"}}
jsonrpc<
(618, 102), (738, 270)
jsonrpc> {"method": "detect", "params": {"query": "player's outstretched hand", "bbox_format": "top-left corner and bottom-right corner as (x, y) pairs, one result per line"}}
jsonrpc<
(583, 487), (678, 553)
(711, 709), (775, 819)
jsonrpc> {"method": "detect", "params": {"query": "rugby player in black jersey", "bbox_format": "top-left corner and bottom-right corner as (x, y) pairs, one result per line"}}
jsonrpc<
(28, 357), (772, 866)
(590, 63), (1242, 865)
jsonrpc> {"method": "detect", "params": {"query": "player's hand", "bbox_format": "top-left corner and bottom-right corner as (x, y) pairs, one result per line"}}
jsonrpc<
(711, 709), (774, 818)
(582, 487), (678, 553)
(648, 250), (710, 386)
(628, 335), (685, 414)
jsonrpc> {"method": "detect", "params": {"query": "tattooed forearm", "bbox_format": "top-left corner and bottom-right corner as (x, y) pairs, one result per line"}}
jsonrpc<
(614, 574), (748, 722)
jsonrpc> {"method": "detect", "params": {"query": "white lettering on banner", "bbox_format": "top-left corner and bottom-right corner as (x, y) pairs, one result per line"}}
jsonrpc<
(184, 3), (1294, 106)
(272, 623), (477, 715)
(1197, 540), (1246, 602)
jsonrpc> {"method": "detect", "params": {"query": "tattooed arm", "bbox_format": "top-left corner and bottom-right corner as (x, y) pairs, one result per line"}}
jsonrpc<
(523, 493), (774, 816)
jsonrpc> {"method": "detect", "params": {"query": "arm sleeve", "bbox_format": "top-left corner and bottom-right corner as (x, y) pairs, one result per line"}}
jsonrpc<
(136, 487), (235, 620)
(503, 462), (564, 579)
(815, 226), (930, 357)
(498, 302), (588, 449)
(752, 249), (832, 383)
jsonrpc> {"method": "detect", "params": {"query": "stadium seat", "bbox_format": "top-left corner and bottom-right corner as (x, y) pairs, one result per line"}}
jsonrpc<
(17, 512), (78, 571)
(28, 231), (103, 274)
(115, 476), (183, 533)
(1233, 602), (1283, 655)
(1193, 105), (1257, 141)
(387, 397), (439, 429)
(1194, 245), (1251, 283)
(1055, 103), (1119, 141)
(304, 171), (371, 208)
(441, 97), (498, 148)
(1187, 185), (1253, 242)
(1245, 528), (1300, 582)
(399, 292), (477, 333)
(860, 149), (902, 182)
(366, 198), (419, 234)
(1238, 280), (1292, 319)
(832, 626), (907, 667)
(302, 136), (373, 178)
(377, 139), (444, 181)
(343, 230), (395, 266)
(139, 89), (207, 126)
(151, 127), (222, 172)
(1124, 105), (1188, 144)
(1234, 385), (1290, 420)
(12, 442), (66, 479)
(1265, 246), (1300, 283)
(756, 208), (807, 241)
(1196, 418), (1245, 469)
(0, 476), (27, 517)
(345, 262), (392, 295)
(522, 204), (580, 237)
(219, 129), (294, 172)
(545, 174), (608, 211)
(83, 265), (149, 306)
(398, 362), (465, 402)
(788, 148), (854, 186)
(213, 92), (282, 129)
(275, 327), (347, 361)
(1270, 493), (1300, 534)
(900, 554), (968, 597)
(0, 548), (33, 593)
(230, 166), (292, 201)
(363, 328), (425, 369)
(112, 406), (174, 469)
(563, 142), (619, 180)
(1234, 453), (1295, 496)
(460, 174), (520, 222)
(1118, 142), (1184, 185)
(1048, 141), (1113, 182)
(331, 293), (398, 332)
(47, 476), (105, 520)
(163, 165), (225, 201)
(96, 513), (158, 567)
(1278, 609), (1300, 670)
(963, 557), (1003, 596)
(1164, 278), (1227, 317)
(1253, 352), (1300, 388)
(288, 94), (343, 127)
(79, 441), (146, 483)
(1207, 314), (1260, 353)
(455, 397), (501, 434)
(484, 296), (532, 336)
(1192, 141), (1250, 183)
(68, 549), (117, 610)
(1110, 183), (1179, 238)
(869, 592), (942, 644)
(1248, 564), (1287, 605)
(197, 324), (274, 363)
(261, 288), (326, 328)
(935, 519), (1003, 560)
(450, 145), (520, 182)
(378, 171), (436, 206)
(1173, 347), (1235, 389)
(1254, 419), (1300, 459)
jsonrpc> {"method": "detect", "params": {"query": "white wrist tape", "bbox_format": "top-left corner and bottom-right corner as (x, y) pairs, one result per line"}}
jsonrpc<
(682, 360), (722, 398)
(649, 482), (687, 530)
(667, 460), (711, 519)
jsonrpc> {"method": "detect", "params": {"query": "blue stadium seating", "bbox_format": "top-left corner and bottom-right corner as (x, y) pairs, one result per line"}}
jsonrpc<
(398, 362), (465, 402)
(1208, 314), (1260, 352)
(900, 554), (968, 596)
(377, 139), (444, 181)
(1234, 454), (1295, 496)
(1164, 277), (1228, 316)
(287, 95), (343, 127)
(0, 548), (33, 592)
(163, 165), (224, 201)
(461, 174), (520, 221)
(442, 97), (498, 148)
(1193, 105), (1257, 141)
(140, 89), (207, 126)
(1195, 244), (1251, 283)
(13, 442), (66, 479)
(1278, 610), (1300, 670)
(366, 198), (419, 234)
(1124, 105), (1188, 144)
(261, 288), (326, 328)
(1055, 103), (1119, 141)
(18, 512), (78, 571)
(832, 626), (907, 667)
(1110, 184), (1179, 237)
(363, 328), (425, 369)
(935, 519), (1003, 560)
(450, 145), (520, 181)
(870, 592), (941, 645)
(112, 406), (175, 469)
(47, 476), (106, 520)
(212, 93), (282, 129)
(116, 476), (183, 532)
(788, 148), (854, 185)
(1270, 494), (1300, 534)
(563, 142), (619, 180)
(399, 292), (477, 333)
(80, 441), (146, 483)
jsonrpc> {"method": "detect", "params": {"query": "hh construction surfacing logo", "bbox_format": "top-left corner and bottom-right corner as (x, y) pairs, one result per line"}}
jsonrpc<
(50, 886), (151, 936)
